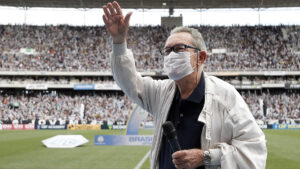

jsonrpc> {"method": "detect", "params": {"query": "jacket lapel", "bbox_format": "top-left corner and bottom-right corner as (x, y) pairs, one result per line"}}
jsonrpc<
(198, 72), (214, 141)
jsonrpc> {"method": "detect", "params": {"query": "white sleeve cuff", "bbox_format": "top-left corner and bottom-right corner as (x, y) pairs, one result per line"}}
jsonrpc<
(112, 42), (127, 57)
(208, 148), (222, 165)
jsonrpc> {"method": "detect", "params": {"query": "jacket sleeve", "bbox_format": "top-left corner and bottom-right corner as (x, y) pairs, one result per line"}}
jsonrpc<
(209, 89), (267, 169)
(110, 42), (164, 115)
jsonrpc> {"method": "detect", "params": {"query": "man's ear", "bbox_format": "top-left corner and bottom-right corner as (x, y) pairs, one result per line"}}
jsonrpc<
(198, 51), (207, 64)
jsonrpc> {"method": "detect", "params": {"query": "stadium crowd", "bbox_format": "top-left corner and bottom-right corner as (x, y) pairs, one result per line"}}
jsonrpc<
(0, 24), (299, 126)
(0, 90), (138, 125)
(0, 76), (114, 85)
(0, 90), (298, 125)
(243, 91), (300, 122)
(0, 25), (299, 72)
(0, 76), (299, 86)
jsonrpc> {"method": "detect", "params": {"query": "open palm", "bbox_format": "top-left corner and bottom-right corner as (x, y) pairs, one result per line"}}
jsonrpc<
(102, 1), (132, 44)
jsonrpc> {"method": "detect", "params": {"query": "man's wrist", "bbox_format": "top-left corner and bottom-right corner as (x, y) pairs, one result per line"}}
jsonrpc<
(112, 35), (126, 44)
(203, 150), (212, 166)
(207, 148), (221, 165)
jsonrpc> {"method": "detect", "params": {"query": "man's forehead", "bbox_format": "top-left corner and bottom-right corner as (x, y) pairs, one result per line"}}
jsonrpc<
(165, 32), (193, 47)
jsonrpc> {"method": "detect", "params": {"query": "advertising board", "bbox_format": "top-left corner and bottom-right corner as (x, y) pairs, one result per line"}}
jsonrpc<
(272, 124), (300, 129)
(1, 124), (35, 130)
(73, 84), (95, 90)
(67, 124), (101, 130)
(36, 125), (66, 130)
(95, 135), (153, 146)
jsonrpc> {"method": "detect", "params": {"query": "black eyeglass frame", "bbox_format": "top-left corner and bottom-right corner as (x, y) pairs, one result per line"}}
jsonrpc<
(160, 44), (201, 56)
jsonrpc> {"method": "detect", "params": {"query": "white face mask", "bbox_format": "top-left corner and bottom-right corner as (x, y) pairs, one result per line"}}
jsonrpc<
(163, 51), (195, 81)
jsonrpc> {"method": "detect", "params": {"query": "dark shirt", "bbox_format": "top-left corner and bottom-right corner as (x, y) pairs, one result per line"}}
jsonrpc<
(159, 73), (205, 169)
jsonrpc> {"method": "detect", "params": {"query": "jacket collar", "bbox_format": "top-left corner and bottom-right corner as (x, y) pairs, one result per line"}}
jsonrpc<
(198, 72), (214, 125)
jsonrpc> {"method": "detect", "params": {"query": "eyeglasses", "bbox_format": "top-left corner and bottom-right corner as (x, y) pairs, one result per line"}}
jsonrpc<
(160, 44), (200, 56)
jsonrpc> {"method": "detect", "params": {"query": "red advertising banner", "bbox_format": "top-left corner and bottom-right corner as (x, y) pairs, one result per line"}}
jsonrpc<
(2, 124), (35, 130)
(24, 124), (35, 130)
(2, 124), (12, 130)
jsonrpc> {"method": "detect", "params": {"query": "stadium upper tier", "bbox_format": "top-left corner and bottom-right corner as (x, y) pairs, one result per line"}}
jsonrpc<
(0, 25), (299, 72)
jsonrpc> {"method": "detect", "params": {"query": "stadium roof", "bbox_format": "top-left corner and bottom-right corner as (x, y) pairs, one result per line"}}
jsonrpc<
(0, 0), (300, 9)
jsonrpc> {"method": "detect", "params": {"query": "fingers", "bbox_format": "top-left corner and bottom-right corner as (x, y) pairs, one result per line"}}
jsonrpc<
(102, 2), (118, 20)
(124, 12), (133, 26)
(174, 163), (184, 169)
(102, 1), (131, 31)
(175, 163), (192, 169)
(103, 1), (128, 24)
(102, 14), (110, 27)
(113, 1), (123, 16)
(103, 5), (113, 20)
(172, 150), (187, 159)
(173, 158), (188, 165)
(107, 3), (117, 16)
(172, 150), (189, 169)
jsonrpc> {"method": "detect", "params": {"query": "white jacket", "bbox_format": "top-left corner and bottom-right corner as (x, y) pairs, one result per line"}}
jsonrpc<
(111, 43), (267, 169)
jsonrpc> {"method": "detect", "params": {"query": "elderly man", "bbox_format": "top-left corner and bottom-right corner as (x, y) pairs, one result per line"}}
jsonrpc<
(102, 1), (267, 169)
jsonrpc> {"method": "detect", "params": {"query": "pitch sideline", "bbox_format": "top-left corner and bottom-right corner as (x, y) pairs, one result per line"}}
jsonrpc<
(134, 150), (151, 169)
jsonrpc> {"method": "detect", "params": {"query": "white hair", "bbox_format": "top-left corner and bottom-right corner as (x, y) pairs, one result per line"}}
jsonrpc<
(170, 26), (207, 51)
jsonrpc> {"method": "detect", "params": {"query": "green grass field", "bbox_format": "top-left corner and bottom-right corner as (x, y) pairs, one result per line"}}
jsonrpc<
(0, 129), (299, 169)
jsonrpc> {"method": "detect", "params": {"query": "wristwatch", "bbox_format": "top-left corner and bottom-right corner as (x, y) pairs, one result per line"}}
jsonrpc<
(203, 150), (211, 165)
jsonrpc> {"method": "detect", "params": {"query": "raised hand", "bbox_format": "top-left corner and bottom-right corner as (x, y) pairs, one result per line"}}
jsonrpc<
(102, 1), (132, 44)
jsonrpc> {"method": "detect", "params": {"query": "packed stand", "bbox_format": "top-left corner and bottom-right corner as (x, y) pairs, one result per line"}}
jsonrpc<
(0, 90), (142, 125)
(1, 76), (299, 87)
(242, 90), (300, 121)
(0, 76), (115, 85)
(0, 25), (299, 72)
(0, 89), (298, 125)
